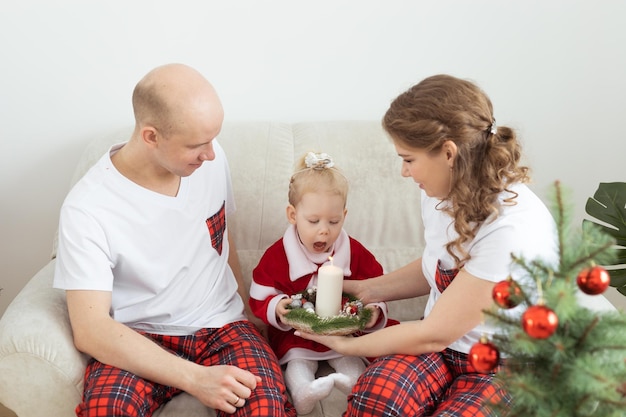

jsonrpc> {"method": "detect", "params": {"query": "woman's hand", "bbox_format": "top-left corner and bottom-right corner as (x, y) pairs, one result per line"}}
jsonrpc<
(343, 279), (373, 304)
(294, 331), (351, 354)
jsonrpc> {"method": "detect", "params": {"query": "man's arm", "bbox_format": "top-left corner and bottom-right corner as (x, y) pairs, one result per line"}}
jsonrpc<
(227, 233), (268, 338)
(66, 289), (259, 412)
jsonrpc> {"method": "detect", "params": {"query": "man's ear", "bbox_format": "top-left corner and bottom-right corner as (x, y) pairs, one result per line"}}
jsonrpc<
(286, 204), (297, 225)
(141, 126), (158, 147)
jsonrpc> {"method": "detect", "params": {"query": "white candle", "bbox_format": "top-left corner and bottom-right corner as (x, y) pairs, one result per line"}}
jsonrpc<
(315, 258), (344, 318)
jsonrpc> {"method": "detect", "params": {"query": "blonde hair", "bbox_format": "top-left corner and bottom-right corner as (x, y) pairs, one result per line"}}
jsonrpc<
(383, 74), (529, 266)
(288, 152), (349, 207)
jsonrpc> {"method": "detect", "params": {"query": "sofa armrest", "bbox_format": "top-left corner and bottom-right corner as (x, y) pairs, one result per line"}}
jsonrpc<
(0, 260), (88, 417)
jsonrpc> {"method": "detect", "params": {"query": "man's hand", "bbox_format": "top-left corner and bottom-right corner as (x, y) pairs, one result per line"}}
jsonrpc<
(186, 364), (262, 414)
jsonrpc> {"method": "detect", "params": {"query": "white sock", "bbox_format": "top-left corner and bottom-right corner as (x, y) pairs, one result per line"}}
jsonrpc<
(284, 359), (335, 414)
(328, 356), (366, 395)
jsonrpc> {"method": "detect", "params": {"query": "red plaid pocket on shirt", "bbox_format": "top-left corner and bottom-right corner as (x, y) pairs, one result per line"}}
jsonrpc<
(435, 259), (459, 293)
(205, 201), (226, 255)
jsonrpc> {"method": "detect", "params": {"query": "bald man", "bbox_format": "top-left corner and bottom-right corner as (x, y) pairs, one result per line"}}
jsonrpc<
(54, 64), (296, 416)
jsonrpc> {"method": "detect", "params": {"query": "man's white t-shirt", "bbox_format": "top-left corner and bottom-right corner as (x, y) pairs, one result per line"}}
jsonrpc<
(54, 140), (246, 336)
(420, 183), (558, 354)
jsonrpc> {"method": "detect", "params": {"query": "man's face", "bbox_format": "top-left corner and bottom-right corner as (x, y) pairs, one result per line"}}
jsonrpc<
(153, 108), (223, 178)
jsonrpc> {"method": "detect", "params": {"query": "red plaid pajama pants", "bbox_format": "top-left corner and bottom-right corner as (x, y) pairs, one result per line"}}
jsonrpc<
(76, 321), (296, 417)
(342, 261), (510, 416)
(344, 348), (509, 417)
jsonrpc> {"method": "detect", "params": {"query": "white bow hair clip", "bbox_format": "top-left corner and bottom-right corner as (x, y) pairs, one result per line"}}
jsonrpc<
(489, 119), (497, 135)
(305, 152), (335, 170)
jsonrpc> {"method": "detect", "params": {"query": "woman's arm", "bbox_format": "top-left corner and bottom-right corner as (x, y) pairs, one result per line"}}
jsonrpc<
(343, 258), (431, 304)
(299, 269), (495, 357)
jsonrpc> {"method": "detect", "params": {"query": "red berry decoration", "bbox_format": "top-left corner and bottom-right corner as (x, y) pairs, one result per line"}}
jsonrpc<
(469, 337), (500, 373)
(576, 266), (610, 295)
(492, 278), (523, 309)
(522, 304), (559, 339)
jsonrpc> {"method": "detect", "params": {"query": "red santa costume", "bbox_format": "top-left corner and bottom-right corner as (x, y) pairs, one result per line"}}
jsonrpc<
(249, 224), (397, 365)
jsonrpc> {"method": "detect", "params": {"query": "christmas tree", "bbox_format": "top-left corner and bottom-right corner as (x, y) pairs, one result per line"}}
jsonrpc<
(471, 181), (626, 416)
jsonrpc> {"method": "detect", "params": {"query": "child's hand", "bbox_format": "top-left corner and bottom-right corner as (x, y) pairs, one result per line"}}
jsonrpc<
(276, 298), (293, 324)
(364, 305), (381, 329)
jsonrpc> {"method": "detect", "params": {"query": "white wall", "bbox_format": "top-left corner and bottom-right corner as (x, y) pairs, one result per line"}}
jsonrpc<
(1, 0), (625, 314)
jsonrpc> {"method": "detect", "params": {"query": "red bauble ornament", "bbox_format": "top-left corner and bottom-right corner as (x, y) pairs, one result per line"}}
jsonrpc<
(576, 266), (610, 295)
(522, 305), (558, 339)
(469, 338), (500, 373)
(492, 278), (523, 309)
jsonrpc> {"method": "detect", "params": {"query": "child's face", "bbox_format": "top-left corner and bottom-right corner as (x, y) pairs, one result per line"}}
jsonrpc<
(287, 191), (347, 255)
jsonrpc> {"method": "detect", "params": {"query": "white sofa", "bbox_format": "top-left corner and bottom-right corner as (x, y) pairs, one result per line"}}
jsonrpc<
(0, 121), (429, 417)
(0, 120), (618, 416)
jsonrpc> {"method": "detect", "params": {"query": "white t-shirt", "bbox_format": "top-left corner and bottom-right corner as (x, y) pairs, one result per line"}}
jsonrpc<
(53, 140), (246, 336)
(421, 183), (558, 354)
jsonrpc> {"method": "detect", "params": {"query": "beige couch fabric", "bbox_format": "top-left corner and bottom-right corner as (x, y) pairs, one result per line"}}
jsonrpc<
(0, 121), (427, 416)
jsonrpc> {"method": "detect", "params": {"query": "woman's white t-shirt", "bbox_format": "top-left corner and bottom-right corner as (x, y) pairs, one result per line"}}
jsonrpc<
(53, 140), (246, 336)
(421, 183), (558, 354)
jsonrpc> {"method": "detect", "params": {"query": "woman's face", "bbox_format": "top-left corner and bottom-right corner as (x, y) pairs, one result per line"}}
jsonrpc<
(394, 140), (454, 200)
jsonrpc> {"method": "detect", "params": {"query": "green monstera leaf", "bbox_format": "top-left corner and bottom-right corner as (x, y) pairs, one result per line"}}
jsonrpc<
(584, 182), (626, 296)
